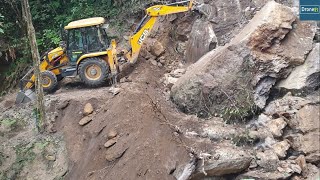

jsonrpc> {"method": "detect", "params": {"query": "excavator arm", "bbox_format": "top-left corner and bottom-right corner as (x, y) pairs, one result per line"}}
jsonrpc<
(124, 0), (195, 63)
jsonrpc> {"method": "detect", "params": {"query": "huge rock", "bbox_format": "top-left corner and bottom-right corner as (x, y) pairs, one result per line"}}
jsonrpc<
(171, 1), (316, 120)
(278, 43), (320, 92)
(185, 19), (217, 63)
(192, 147), (252, 178)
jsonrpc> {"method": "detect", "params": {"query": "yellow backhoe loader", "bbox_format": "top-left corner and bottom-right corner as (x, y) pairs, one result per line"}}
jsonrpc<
(16, 0), (199, 103)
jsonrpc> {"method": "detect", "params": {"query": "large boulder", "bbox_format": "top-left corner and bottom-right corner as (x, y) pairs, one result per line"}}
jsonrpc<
(191, 147), (252, 178)
(171, 1), (316, 120)
(185, 19), (217, 63)
(277, 43), (320, 92)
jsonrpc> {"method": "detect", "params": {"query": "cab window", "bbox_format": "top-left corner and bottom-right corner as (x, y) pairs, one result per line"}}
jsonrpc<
(68, 29), (84, 51)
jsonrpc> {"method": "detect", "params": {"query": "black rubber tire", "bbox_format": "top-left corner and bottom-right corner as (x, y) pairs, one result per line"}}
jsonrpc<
(41, 70), (58, 92)
(56, 74), (64, 81)
(78, 57), (109, 87)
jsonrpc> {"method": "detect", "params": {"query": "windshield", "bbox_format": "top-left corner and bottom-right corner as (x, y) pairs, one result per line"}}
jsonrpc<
(86, 26), (109, 52)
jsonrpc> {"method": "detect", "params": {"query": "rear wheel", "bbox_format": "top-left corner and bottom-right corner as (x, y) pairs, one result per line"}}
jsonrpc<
(78, 57), (109, 87)
(41, 71), (58, 92)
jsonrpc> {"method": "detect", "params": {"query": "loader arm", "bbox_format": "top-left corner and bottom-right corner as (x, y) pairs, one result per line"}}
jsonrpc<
(124, 0), (195, 63)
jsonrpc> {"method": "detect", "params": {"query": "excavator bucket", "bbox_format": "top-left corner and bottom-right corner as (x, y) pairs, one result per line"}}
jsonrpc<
(15, 89), (36, 104)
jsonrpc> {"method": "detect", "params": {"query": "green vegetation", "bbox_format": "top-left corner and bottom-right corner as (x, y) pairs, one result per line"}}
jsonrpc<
(231, 130), (257, 146)
(0, 139), (51, 180)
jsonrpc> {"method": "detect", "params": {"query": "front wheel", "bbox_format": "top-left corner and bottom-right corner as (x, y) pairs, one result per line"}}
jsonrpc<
(78, 57), (109, 87)
(41, 70), (58, 92)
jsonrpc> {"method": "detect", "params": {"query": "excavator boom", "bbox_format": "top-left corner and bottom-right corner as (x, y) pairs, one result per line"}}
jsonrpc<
(125, 0), (195, 63)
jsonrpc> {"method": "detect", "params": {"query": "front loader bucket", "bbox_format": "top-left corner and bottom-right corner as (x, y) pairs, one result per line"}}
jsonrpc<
(15, 89), (36, 104)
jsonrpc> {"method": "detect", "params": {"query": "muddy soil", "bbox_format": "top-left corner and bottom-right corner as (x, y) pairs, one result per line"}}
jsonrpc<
(21, 60), (213, 180)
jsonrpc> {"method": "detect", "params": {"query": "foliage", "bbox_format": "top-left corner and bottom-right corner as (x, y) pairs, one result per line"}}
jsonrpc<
(0, 142), (36, 180)
(0, 13), (4, 34)
(231, 130), (257, 146)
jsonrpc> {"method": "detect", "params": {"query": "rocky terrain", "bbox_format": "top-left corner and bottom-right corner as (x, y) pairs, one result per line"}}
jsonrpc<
(0, 0), (319, 180)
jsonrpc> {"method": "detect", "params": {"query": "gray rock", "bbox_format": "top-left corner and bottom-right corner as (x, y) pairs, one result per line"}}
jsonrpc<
(278, 43), (320, 92)
(171, 2), (316, 120)
(185, 19), (217, 63)
(150, 59), (158, 66)
(266, 118), (287, 137)
(176, 42), (186, 55)
(104, 138), (117, 148)
(291, 131), (320, 164)
(79, 116), (92, 126)
(295, 105), (320, 133)
(149, 39), (165, 57)
(264, 93), (311, 117)
(303, 163), (320, 180)
(108, 129), (118, 139)
(108, 87), (121, 96)
(202, 119), (241, 140)
(278, 160), (302, 174)
(256, 150), (279, 171)
(171, 68), (186, 78)
(271, 140), (290, 158)
(192, 147), (252, 178)
(237, 170), (292, 180)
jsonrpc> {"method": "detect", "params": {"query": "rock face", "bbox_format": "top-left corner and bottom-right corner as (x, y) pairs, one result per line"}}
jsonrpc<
(192, 147), (252, 178)
(170, 1), (316, 119)
(185, 19), (217, 63)
(278, 43), (320, 92)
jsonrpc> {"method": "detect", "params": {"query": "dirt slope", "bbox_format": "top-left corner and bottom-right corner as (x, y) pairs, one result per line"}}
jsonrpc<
(44, 60), (212, 180)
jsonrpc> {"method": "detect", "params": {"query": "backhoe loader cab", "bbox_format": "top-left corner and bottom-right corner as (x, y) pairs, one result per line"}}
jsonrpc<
(64, 17), (111, 63)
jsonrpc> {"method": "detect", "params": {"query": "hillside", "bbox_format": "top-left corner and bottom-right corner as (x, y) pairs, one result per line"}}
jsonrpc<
(0, 0), (319, 180)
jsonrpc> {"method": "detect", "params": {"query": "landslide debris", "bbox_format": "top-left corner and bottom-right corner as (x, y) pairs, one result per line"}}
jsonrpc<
(170, 1), (317, 120)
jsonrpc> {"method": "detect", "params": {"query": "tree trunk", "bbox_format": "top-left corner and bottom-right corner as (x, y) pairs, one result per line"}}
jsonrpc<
(22, 0), (46, 133)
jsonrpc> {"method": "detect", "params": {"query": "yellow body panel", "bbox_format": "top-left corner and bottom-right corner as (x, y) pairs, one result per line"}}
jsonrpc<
(129, 16), (157, 63)
(125, 0), (193, 63)
(25, 47), (67, 89)
(76, 51), (109, 64)
(21, 0), (195, 92)
(65, 17), (105, 30)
